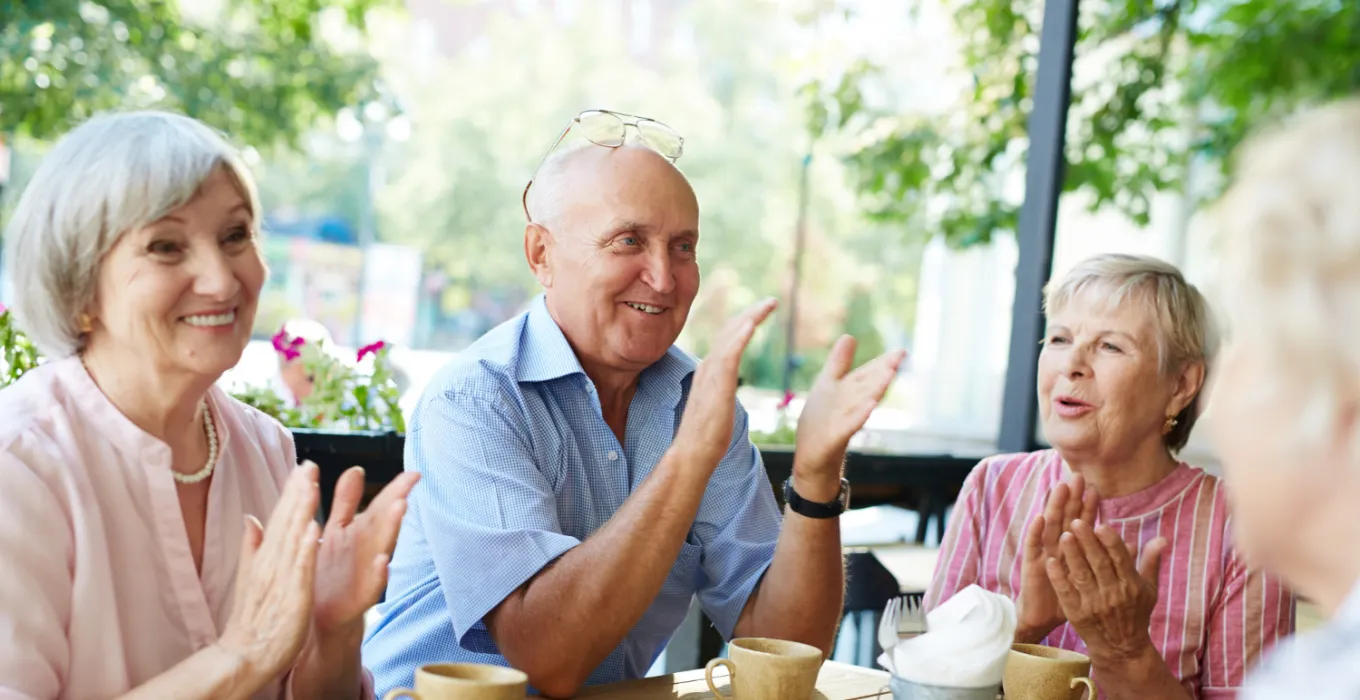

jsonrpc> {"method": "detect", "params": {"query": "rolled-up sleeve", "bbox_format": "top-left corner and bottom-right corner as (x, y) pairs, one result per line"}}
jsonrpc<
(0, 450), (72, 700)
(689, 403), (782, 640)
(409, 389), (580, 649)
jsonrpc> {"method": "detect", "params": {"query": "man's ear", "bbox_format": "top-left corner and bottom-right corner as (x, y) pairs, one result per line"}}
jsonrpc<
(524, 222), (554, 288)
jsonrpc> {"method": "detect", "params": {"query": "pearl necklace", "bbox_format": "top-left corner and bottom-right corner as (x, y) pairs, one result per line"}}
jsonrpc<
(174, 400), (218, 485)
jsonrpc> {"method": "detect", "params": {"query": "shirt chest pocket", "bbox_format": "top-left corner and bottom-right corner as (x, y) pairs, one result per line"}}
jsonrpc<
(660, 541), (704, 596)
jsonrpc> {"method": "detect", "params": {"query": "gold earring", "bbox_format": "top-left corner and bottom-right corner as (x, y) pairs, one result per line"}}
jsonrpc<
(1163, 415), (1179, 435)
(77, 314), (93, 334)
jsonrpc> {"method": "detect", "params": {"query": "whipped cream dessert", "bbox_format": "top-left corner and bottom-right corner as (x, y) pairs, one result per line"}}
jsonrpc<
(883, 584), (1017, 689)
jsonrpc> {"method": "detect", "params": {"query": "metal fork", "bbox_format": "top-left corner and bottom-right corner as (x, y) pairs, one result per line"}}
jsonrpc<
(899, 596), (928, 639)
(877, 596), (902, 655)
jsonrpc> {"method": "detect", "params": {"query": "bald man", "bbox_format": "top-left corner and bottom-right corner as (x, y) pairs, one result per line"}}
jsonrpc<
(363, 137), (904, 697)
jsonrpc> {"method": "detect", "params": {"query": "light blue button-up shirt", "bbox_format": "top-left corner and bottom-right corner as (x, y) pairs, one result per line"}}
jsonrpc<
(362, 295), (782, 695)
(1244, 583), (1359, 700)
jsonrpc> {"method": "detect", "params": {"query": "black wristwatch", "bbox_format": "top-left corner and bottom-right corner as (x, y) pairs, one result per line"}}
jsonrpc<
(783, 477), (851, 519)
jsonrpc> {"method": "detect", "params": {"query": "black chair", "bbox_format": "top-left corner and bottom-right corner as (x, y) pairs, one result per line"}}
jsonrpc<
(696, 550), (909, 668)
(836, 550), (908, 667)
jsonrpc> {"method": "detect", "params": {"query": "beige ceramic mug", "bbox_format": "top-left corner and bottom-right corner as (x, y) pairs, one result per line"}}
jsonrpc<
(383, 663), (528, 700)
(704, 637), (823, 699)
(1003, 644), (1098, 700)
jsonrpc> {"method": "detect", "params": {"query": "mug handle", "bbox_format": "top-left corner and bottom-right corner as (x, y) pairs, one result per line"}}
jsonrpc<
(1071, 676), (1097, 699)
(384, 689), (421, 700)
(705, 658), (736, 698)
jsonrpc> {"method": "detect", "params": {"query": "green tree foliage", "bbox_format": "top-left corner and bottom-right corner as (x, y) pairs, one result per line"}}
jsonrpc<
(805, 0), (1360, 247)
(0, 0), (390, 147)
(371, 0), (918, 388)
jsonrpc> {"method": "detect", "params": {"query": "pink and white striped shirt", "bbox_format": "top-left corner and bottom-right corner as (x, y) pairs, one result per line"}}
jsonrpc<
(926, 450), (1294, 699)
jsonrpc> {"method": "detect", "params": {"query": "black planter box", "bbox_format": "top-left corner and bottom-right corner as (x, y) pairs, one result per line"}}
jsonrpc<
(290, 429), (978, 539)
(291, 428), (405, 517)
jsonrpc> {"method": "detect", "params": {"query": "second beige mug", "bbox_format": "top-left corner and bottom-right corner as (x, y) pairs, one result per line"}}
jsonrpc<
(1003, 644), (1098, 700)
(704, 637), (823, 700)
(383, 663), (528, 700)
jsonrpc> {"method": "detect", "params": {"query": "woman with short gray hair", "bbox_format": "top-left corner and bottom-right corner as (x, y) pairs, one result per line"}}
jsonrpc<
(1210, 99), (1360, 699)
(928, 253), (1293, 699)
(0, 111), (417, 699)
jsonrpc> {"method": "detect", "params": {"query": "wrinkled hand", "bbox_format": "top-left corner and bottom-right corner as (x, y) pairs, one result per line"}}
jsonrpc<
(1047, 519), (1166, 665)
(674, 298), (778, 469)
(1017, 474), (1099, 642)
(217, 463), (322, 682)
(312, 466), (421, 638)
(792, 336), (906, 487)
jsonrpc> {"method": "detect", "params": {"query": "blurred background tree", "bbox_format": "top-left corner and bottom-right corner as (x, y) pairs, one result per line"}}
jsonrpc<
(804, 0), (1360, 248)
(0, 0), (388, 147)
(364, 0), (920, 390)
(0, 0), (929, 397)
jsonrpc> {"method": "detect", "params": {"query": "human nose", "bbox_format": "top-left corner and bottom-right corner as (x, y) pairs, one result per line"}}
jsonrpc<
(640, 246), (676, 295)
(193, 246), (243, 301)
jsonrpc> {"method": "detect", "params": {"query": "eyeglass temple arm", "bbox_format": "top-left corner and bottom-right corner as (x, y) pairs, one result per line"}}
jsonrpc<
(522, 120), (578, 221)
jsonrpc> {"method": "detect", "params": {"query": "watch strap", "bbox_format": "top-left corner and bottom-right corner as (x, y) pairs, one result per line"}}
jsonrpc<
(783, 477), (849, 519)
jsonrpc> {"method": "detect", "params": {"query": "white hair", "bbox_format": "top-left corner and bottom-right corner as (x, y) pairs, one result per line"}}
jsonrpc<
(1213, 99), (1360, 457)
(1044, 253), (1218, 451)
(2, 111), (260, 358)
(524, 139), (686, 227)
(524, 140), (597, 227)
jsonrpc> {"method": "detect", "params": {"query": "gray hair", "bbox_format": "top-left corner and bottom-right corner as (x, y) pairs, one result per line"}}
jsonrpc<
(524, 140), (686, 228)
(524, 140), (597, 228)
(1044, 253), (1218, 452)
(2, 111), (260, 358)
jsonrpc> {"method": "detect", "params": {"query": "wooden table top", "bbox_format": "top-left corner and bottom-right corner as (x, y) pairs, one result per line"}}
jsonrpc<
(576, 660), (891, 699)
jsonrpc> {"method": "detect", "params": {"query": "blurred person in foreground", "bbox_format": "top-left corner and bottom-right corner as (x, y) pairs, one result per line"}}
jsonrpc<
(927, 253), (1293, 699)
(1209, 99), (1360, 699)
(362, 109), (906, 698)
(0, 111), (418, 699)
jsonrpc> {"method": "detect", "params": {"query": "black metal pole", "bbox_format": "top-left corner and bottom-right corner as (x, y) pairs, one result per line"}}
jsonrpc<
(998, 0), (1080, 453)
(781, 152), (813, 398)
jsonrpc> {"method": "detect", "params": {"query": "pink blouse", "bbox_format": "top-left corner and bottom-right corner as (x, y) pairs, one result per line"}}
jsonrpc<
(0, 357), (354, 699)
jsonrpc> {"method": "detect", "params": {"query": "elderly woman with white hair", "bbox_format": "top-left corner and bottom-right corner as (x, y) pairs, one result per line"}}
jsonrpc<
(0, 111), (418, 699)
(1208, 100), (1360, 699)
(927, 253), (1294, 699)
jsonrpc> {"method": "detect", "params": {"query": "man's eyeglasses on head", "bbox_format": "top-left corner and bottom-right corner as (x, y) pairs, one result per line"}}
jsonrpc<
(522, 109), (684, 221)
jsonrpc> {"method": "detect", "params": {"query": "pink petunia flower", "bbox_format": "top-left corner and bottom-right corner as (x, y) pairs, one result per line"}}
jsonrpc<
(357, 340), (387, 362)
(777, 390), (795, 410)
(271, 328), (305, 362)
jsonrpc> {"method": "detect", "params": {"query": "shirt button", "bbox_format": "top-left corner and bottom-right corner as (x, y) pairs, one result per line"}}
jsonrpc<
(607, 450), (619, 461)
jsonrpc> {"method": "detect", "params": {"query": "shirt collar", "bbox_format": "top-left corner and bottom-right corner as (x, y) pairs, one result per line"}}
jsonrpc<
(516, 295), (589, 383)
(515, 295), (698, 405)
(56, 355), (235, 463)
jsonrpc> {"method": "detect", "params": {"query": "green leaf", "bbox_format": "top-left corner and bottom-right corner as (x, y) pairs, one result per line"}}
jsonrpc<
(0, 0), (393, 147)
(801, 0), (1360, 247)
